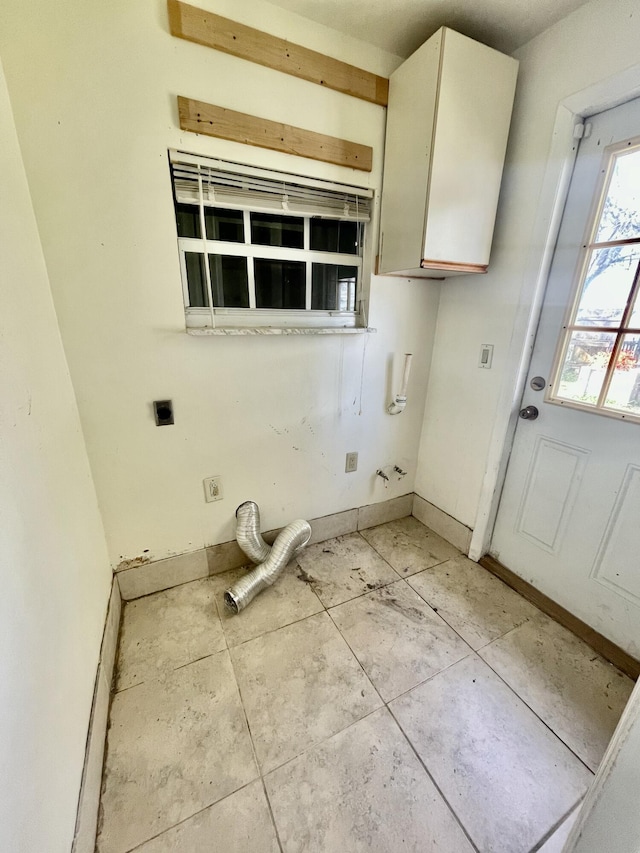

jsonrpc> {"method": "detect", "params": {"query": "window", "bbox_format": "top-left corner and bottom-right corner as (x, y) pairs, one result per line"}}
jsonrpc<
(550, 138), (640, 420)
(169, 151), (372, 330)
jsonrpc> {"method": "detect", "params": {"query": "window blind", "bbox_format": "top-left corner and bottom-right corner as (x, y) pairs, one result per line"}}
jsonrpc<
(170, 151), (372, 222)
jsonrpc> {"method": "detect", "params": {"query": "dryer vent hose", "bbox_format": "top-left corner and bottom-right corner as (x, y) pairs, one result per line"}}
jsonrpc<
(224, 501), (311, 614)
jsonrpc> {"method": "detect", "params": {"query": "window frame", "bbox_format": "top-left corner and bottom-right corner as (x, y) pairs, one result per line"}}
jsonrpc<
(169, 150), (373, 331)
(547, 135), (640, 423)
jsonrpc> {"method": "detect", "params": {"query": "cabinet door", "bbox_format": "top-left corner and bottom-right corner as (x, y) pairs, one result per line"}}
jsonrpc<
(378, 32), (441, 275)
(423, 29), (518, 271)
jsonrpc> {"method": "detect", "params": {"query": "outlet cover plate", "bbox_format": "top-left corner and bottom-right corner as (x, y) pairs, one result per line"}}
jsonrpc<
(203, 476), (223, 502)
(345, 452), (358, 473)
(478, 344), (494, 369)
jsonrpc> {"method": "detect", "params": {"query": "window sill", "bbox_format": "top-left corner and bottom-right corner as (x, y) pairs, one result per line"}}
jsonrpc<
(187, 326), (377, 336)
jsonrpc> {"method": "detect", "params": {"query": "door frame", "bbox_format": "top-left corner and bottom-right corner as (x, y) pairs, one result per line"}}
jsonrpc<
(564, 676), (640, 852)
(470, 62), (640, 563)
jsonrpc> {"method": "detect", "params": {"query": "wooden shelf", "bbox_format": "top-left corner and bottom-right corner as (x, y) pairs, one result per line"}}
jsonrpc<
(177, 96), (373, 172)
(168, 0), (388, 106)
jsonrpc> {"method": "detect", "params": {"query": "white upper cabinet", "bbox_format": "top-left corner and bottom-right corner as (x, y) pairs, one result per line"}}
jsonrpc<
(378, 28), (518, 278)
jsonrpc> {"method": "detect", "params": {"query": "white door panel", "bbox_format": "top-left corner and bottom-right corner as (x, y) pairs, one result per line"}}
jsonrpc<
(514, 435), (590, 554)
(491, 97), (640, 659)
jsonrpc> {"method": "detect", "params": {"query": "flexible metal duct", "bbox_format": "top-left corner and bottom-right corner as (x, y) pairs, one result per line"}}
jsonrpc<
(225, 510), (312, 614)
(235, 501), (271, 564)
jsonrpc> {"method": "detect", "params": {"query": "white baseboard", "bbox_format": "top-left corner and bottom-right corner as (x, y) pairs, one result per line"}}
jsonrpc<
(112, 493), (473, 601)
(412, 494), (473, 554)
(358, 493), (414, 530)
(72, 576), (121, 853)
(117, 548), (209, 600)
(115, 495), (416, 601)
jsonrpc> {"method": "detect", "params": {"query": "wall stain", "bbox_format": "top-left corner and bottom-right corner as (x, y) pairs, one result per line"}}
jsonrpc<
(116, 554), (151, 571)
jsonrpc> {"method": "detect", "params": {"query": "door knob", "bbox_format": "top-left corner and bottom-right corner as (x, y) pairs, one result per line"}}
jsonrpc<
(519, 405), (539, 420)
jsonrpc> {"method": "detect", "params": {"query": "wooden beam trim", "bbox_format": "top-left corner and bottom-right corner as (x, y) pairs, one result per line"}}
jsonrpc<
(177, 96), (373, 172)
(168, 0), (389, 107)
(421, 259), (488, 274)
(479, 555), (640, 681)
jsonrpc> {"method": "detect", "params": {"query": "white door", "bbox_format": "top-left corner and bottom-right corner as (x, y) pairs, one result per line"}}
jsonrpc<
(490, 97), (640, 660)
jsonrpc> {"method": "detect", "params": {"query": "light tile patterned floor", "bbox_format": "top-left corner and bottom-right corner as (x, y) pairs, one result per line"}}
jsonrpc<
(96, 518), (635, 853)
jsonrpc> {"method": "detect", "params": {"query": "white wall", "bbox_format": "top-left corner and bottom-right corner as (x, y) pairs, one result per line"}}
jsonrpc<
(416, 0), (640, 532)
(0, 0), (441, 569)
(0, 59), (112, 853)
(567, 678), (640, 852)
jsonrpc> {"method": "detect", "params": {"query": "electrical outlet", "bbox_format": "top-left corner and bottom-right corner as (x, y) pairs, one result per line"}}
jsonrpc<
(153, 399), (174, 426)
(203, 476), (223, 502)
(345, 452), (358, 473)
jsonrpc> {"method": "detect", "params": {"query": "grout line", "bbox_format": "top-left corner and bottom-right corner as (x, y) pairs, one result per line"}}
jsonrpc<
(314, 575), (400, 610)
(354, 529), (406, 580)
(260, 705), (388, 779)
(323, 575), (411, 616)
(118, 559), (420, 696)
(458, 566), (601, 776)
(211, 587), (232, 654)
(384, 650), (477, 705)
(253, 604), (474, 779)
(405, 554), (598, 774)
(325, 608), (386, 706)
(403, 559), (544, 655)
(112, 649), (223, 694)
(477, 651), (596, 775)
(248, 582), (472, 780)
(404, 572), (480, 648)
(221, 598), (326, 650)
(358, 524), (460, 581)
(224, 646), (262, 778)
(387, 707), (482, 853)
(473, 617), (535, 652)
(323, 583), (476, 703)
(122, 777), (260, 852)
(237, 612), (386, 778)
(526, 799), (583, 853)
(259, 777), (285, 853)
(173, 651), (219, 671)
(112, 586), (229, 692)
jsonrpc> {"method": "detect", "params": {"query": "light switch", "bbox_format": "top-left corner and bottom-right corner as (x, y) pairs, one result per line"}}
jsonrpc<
(478, 344), (494, 369)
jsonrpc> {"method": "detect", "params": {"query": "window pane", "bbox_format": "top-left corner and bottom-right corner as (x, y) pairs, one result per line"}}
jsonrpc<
(627, 288), (640, 327)
(176, 203), (201, 238)
(595, 148), (640, 243)
(312, 264), (357, 311)
(208, 255), (249, 308)
(251, 213), (304, 248)
(575, 245), (640, 326)
(556, 330), (616, 404)
(310, 219), (361, 255)
(184, 252), (207, 307)
(603, 334), (640, 413)
(205, 208), (244, 242)
(254, 259), (305, 309)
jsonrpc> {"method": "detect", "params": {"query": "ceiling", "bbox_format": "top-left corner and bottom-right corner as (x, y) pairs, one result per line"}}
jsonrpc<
(266, 0), (590, 57)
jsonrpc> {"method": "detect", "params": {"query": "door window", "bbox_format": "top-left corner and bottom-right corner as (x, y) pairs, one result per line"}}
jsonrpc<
(550, 139), (640, 420)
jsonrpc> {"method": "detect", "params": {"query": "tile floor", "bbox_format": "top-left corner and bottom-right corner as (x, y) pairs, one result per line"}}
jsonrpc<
(96, 516), (635, 853)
